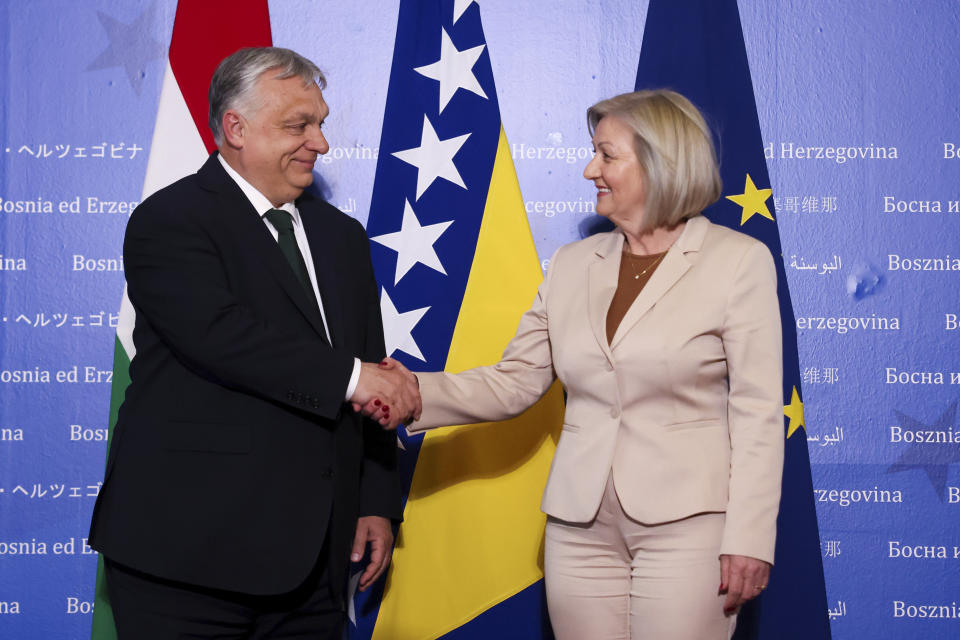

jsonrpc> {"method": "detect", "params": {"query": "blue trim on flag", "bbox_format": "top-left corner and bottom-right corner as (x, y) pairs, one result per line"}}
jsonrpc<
(438, 581), (554, 640)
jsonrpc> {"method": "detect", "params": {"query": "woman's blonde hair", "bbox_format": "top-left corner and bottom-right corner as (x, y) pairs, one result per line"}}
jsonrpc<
(587, 89), (722, 230)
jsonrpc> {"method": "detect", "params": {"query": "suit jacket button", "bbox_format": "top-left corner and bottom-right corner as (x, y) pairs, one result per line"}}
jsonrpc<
(610, 407), (620, 419)
(320, 467), (333, 478)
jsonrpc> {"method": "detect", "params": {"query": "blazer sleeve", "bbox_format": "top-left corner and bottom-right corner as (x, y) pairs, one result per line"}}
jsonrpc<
(717, 241), (785, 565)
(407, 254), (559, 433)
(123, 196), (355, 420)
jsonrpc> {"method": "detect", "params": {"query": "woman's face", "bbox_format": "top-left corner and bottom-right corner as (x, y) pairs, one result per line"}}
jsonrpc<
(583, 116), (647, 229)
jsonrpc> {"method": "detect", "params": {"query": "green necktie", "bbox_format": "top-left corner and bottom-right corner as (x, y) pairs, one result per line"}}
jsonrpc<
(264, 208), (321, 312)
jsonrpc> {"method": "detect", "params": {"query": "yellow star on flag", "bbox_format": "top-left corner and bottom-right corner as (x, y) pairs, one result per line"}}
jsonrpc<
(726, 173), (774, 226)
(784, 386), (805, 438)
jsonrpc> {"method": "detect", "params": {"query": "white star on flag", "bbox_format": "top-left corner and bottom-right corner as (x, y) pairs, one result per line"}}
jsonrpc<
(453, 0), (477, 23)
(414, 27), (487, 113)
(380, 288), (429, 361)
(392, 115), (470, 200)
(370, 200), (453, 285)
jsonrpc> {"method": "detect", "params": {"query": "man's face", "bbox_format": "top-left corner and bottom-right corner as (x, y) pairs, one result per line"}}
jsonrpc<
(236, 72), (330, 206)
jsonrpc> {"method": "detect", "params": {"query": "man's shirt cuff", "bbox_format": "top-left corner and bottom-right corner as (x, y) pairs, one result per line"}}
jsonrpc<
(344, 358), (361, 400)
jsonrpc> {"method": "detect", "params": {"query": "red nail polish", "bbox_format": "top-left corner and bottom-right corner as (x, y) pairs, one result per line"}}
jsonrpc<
(383, 405), (389, 411)
(374, 399), (381, 406)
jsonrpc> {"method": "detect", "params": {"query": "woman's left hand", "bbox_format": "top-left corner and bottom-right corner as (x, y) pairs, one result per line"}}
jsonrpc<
(719, 554), (771, 615)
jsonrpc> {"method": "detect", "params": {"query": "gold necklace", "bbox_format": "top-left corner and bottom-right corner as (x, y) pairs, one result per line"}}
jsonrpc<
(623, 250), (667, 280)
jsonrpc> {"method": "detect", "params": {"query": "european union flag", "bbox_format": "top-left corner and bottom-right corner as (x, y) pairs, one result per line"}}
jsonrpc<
(350, 1), (564, 638)
(633, 1), (831, 638)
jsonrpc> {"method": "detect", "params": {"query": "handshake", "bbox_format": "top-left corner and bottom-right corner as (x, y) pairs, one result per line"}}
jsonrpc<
(349, 357), (420, 429)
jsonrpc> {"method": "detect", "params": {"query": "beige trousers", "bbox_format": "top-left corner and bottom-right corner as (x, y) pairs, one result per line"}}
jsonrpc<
(544, 475), (737, 640)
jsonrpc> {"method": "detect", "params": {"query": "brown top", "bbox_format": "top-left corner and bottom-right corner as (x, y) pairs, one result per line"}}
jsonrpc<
(606, 249), (667, 344)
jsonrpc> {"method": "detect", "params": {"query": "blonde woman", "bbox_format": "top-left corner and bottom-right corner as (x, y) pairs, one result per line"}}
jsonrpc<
(371, 90), (784, 640)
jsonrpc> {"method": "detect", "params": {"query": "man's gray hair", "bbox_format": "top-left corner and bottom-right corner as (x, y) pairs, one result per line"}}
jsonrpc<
(208, 47), (326, 146)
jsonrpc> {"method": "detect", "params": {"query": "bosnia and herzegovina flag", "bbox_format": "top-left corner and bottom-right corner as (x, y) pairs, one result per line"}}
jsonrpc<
(353, 1), (564, 639)
(90, 2), (272, 638)
(633, 1), (831, 638)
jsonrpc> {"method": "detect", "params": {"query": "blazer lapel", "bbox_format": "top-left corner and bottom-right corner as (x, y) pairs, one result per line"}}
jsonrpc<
(198, 155), (330, 340)
(609, 216), (710, 350)
(587, 232), (624, 366)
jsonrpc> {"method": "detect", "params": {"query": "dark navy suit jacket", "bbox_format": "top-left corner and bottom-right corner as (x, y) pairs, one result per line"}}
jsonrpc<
(89, 154), (400, 597)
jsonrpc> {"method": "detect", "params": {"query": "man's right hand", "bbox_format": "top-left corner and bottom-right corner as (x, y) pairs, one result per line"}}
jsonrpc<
(350, 360), (421, 429)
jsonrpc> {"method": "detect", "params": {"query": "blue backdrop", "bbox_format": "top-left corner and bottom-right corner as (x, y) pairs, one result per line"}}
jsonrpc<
(1, 1), (959, 638)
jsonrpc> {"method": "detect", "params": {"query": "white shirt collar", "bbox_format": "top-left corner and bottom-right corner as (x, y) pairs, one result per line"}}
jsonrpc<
(217, 153), (300, 225)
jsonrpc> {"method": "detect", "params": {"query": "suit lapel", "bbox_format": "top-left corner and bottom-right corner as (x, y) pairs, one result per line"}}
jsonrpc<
(300, 199), (345, 348)
(587, 232), (623, 366)
(609, 216), (710, 350)
(198, 155), (330, 340)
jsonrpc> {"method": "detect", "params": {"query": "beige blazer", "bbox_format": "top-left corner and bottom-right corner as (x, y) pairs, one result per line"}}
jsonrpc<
(408, 215), (784, 563)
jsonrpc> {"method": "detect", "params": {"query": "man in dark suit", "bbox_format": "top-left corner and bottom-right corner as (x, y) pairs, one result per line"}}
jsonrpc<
(88, 47), (419, 638)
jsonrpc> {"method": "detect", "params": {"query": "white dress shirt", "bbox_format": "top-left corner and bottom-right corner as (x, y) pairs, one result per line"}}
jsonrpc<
(218, 154), (361, 400)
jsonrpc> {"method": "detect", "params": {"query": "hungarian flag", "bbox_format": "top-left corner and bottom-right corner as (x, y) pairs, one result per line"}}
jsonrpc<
(633, 1), (831, 638)
(350, 1), (564, 638)
(89, 2), (272, 638)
